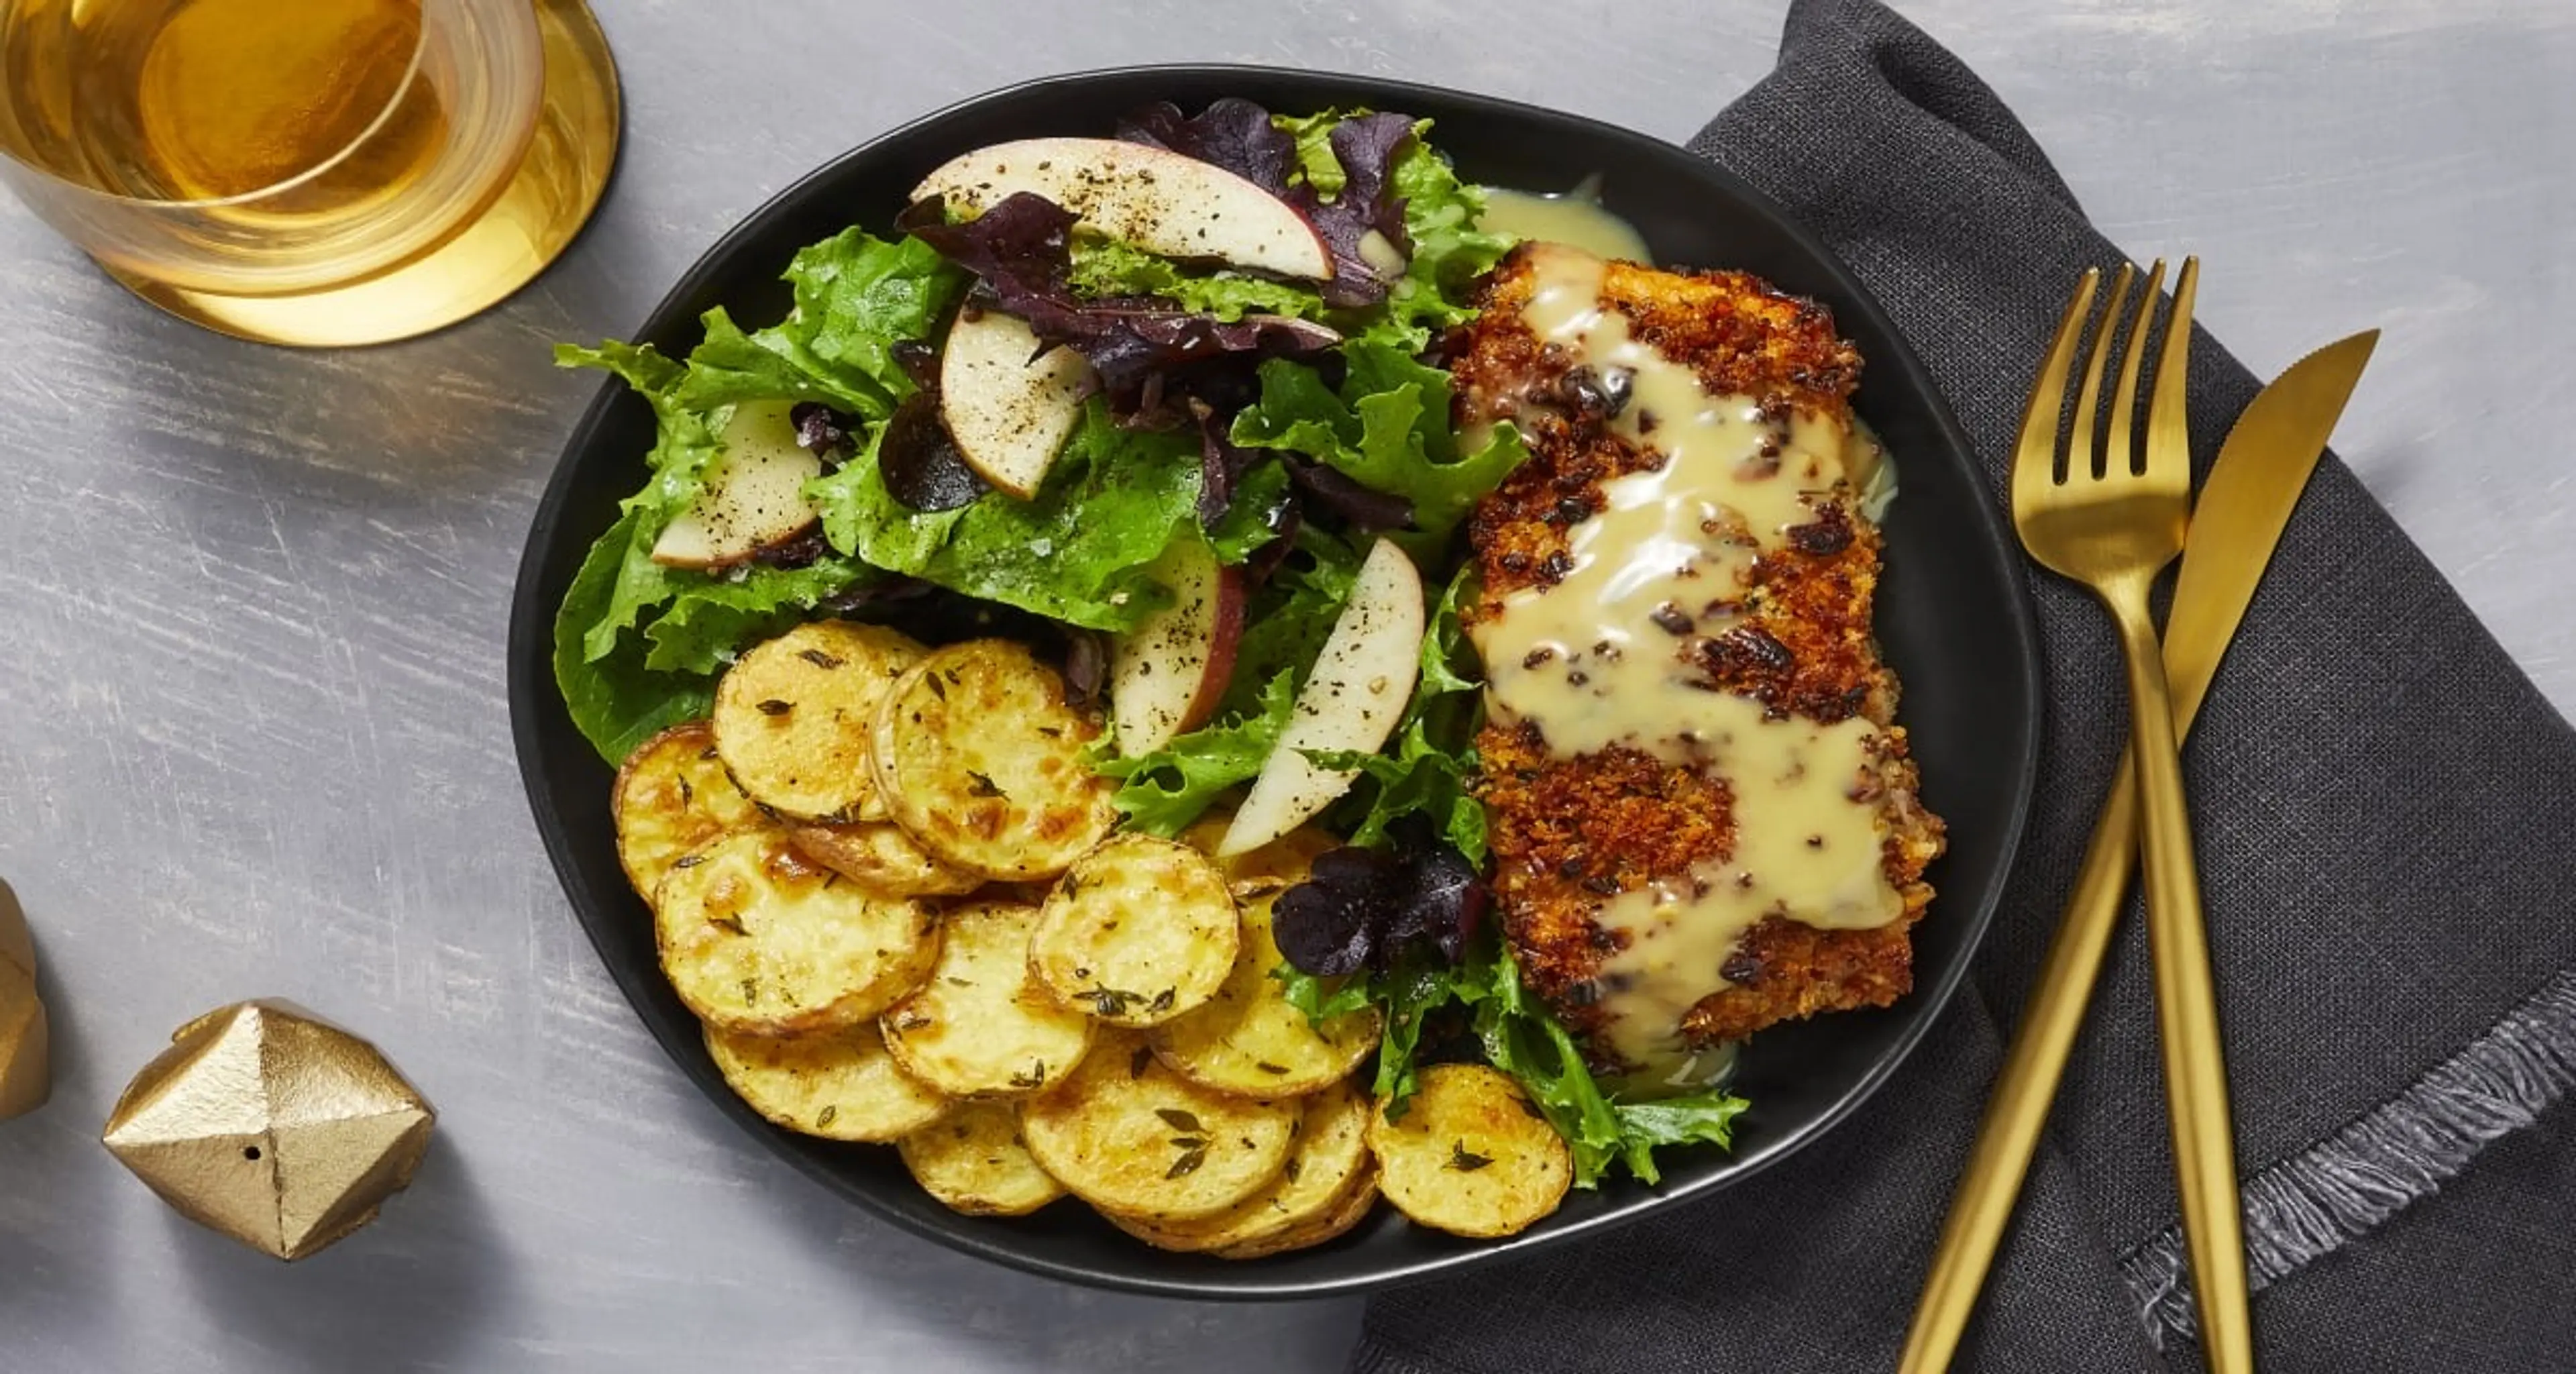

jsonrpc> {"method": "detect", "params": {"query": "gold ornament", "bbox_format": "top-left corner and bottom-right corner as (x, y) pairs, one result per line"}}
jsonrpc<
(0, 880), (48, 1121)
(102, 1000), (434, 1260)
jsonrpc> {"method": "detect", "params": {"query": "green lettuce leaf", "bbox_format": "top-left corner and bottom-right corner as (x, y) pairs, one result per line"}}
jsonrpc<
(1270, 109), (1517, 351)
(551, 510), (717, 763)
(1093, 669), (1297, 835)
(807, 399), (1275, 632)
(1231, 340), (1528, 552)
(1379, 135), (1517, 349)
(1067, 240), (1328, 322)
(1219, 527), (1360, 721)
(1463, 933), (1750, 1186)
(553, 340), (724, 663)
(764, 229), (967, 416)
(1277, 964), (1373, 1021)
(1611, 1096), (1755, 1173)
(641, 554), (879, 676)
(675, 307), (880, 417)
(1303, 926), (1750, 1188)
(1274, 109), (1348, 197)
(1366, 951), (1466, 1108)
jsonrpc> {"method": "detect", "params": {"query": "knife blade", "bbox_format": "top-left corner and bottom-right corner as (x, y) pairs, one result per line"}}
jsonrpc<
(1900, 328), (2379, 1374)
(2163, 329), (2379, 731)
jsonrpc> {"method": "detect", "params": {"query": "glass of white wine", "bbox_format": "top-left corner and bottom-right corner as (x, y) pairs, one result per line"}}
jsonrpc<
(0, 0), (620, 347)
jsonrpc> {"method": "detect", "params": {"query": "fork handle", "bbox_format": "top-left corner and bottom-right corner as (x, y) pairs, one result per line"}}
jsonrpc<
(1898, 751), (2149, 1373)
(2110, 582), (2257, 1373)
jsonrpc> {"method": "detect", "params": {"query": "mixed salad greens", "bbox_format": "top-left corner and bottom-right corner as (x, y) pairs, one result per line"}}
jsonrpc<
(553, 99), (1747, 1187)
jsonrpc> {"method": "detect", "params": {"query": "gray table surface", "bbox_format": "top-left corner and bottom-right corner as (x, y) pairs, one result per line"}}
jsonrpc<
(2, 2), (2569, 1370)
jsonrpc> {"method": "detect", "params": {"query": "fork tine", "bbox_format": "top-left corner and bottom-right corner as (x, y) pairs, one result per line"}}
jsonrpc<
(2106, 259), (2167, 478)
(2011, 268), (2100, 512)
(2143, 256), (2200, 485)
(2065, 263), (2135, 480)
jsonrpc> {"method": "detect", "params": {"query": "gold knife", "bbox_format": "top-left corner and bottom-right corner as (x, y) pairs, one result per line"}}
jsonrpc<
(1900, 329), (2380, 1372)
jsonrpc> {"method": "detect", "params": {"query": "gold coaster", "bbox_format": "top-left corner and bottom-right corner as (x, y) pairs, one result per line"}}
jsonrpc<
(114, 0), (623, 348)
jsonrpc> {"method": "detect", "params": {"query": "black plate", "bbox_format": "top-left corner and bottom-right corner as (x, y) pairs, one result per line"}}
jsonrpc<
(508, 66), (2042, 1300)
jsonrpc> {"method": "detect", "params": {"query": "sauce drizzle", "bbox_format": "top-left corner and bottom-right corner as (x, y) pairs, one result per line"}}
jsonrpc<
(1477, 186), (1652, 263)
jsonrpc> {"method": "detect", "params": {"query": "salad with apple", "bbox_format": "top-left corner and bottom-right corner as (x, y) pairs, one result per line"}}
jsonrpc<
(555, 101), (1749, 1246)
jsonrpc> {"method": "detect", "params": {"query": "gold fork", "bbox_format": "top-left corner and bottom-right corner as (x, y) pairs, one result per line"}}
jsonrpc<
(2008, 260), (2253, 1373)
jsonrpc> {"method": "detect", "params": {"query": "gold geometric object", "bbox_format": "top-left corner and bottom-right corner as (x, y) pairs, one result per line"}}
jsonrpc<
(101, 1000), (435, 1260)
(0, 880), (48, 1120)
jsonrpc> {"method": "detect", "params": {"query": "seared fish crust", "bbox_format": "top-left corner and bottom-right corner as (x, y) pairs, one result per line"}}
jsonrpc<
(1454, 246), (1945, 1067)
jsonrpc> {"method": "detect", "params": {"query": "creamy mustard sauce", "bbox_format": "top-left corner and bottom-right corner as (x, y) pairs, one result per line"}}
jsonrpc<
(1479, 187), (1652, 262)
(1852, 418), (1898, 523)
(1467, 244), (1904, 1084)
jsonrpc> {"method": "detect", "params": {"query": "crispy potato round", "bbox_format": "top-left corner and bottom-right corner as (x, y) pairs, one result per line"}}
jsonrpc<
(614, 721), (768, 898)
(1368, 1063), (1572, 1238)
(870, 640), (1117, 880)
(1179, 817), (1340, 900)
(1211, 1165), (1379, 1260)
(713, 621), (926, 822)
(786, 820), (983, 899)
(881, 900), (1093, 1098)
(898, 1101), (1065, 1217)
(1106, 1080), (1373, 1254)
(653, 831), (938, 1036)
(703, 1020), (947, 1143)
(1032, 835), (1238, 1027)
(1150, 892), (1381, 1096)
(1020, 1034), (1299, 1222)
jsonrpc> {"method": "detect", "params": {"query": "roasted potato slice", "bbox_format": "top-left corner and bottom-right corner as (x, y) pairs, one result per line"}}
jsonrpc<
(1368, 1063), (1571, 1238)
(1106, 1079), (1372, 1254)
(881, 899), (1093, 1098)
(713, 621), (926, 823)
(898, 1101), (1065, 1216)
(870, 639), (1116, 880)
(703, 1020), (947, 1143)
(653, 831), (938, 1036)
(1210, 1165), (1379, 1260)
(786, 820), (983, 899)
(614, 721), (768, 898)
(1020, 1034), (1299, 1222)
(1179, 816), (1340, 900)
(1032, 835), (1238, 1027)
(1150, 891), (1379, 1096)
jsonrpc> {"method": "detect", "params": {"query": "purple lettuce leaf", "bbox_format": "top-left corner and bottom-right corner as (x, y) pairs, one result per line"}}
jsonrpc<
(1285, 456), (1413, 533)
(1275, 832), (1491, 977)
(1295, 112), (1419, 309)
(897, 191), (1340, 427)
(1118, 101), (1422, 307)
(894, 193), (1077, 306)
(1275, 847), (1405, 976)
(1115, 97), (1297, 197)
(1193, 401), (1259, 528)
(875, 392), (989, 512)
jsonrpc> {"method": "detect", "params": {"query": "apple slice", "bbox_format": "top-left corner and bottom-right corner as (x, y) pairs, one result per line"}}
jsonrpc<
(1110, 539), (1247, 755)
(651, 399), (823, 569)
(938, 308), (1093, 500)
(1218, 540), (1426, 857)
(912, 138), (1334, 282)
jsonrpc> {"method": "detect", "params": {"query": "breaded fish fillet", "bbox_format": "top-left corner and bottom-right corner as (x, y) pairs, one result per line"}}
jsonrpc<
(1454, 245), (1945, 1073)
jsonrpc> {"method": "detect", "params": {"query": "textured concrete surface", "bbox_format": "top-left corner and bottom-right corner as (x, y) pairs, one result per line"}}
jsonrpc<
(0, 2), (2567, 1369)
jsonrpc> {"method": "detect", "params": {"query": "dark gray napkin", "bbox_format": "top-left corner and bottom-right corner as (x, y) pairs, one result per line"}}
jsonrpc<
(1353, 1), (2576, 1369)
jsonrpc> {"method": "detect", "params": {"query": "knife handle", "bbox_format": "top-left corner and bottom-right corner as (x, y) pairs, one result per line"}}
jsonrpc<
(1897, 749), (2144, 1373)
